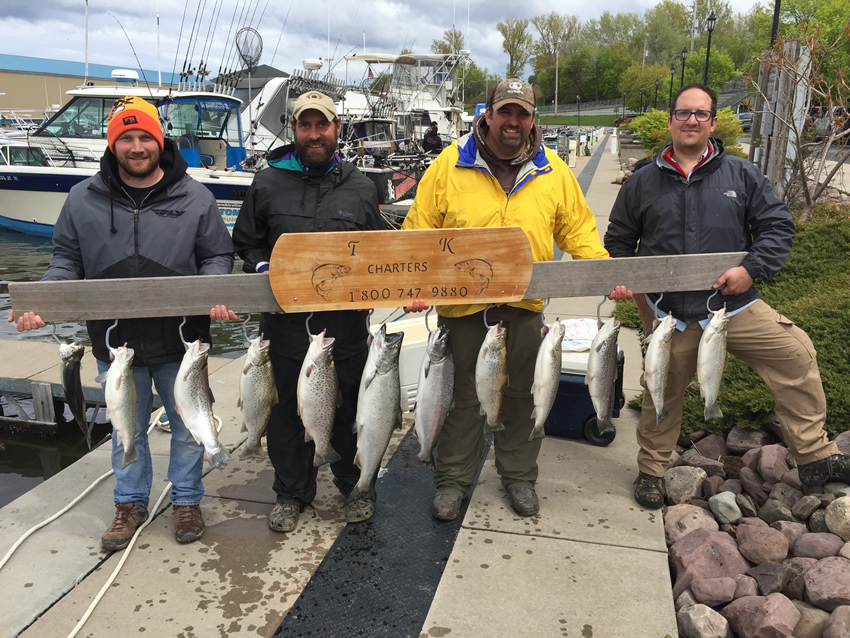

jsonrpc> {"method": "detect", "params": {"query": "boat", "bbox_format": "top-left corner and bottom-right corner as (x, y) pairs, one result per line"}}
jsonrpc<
(0, 70), (250, 237)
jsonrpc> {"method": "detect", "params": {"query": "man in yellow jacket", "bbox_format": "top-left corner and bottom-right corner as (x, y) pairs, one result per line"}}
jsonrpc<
(402, 79), (627, 521)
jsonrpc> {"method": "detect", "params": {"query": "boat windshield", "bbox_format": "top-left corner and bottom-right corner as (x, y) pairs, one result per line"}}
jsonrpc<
(161, 98), (242, 146)
(0, 145), (49, 166)
(36, 96), (119, 139)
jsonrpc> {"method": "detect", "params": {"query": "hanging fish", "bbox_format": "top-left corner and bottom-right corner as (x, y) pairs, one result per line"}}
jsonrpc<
(529, 320), (565, 441)
(697, 306), (729, 421)
(59, 341), (91, 448)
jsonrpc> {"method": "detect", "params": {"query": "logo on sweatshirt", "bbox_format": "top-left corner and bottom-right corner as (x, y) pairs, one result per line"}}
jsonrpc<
(152, 209), (186, 218)
(724, 190), (737, 198)
(336, 209), (354, 220)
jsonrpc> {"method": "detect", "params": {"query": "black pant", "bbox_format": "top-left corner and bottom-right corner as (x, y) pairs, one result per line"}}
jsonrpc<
(267, 350), (366, 506)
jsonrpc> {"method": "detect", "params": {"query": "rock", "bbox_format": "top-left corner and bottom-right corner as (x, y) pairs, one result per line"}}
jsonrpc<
(737, 524), (790, 564)
(665, 466), (708, 505)
(782, 468), (802, 491)
(759, 499), (796, 525)
(823, 604), (850, 638)
(675, 589), (698, 611)
(727, 426), (773, 455)
(793, 532), (845, 559)
(733, 573), (759, 598)
(692, 498), (712, 511)
(769, 482), (803, 509)
(782, 557), (818, 601)
(740, 467), (770, 507)
(742, 447), (763, 472)
(677, 449), (727, 478)
(824, 496), (850, 541)
(613, 171), (626, 184)
(703, 474), (726, 498)
(677, 604), (733, 638)
(803, 556), (850, 611)
(721, 455), (745, 480)
(665, 504), (720, 546)
(834, 432), (850, 457)
(709, 492), (743, 525)
(669, 528), (751, 599)
(693, 433), (728, 460)
(720, 593), (800, 637)
(667, 449), (681, 469)
(691, 576), (737, 607)
(792, 495), (823, 521)
(792, 600), (831, 638)
(770, 521), (808, 551)
(840, 542), (850, 560)
(809, 510), (830, 533)
(718, 479), (743, 495)
(814, 493), (836, 508)
(759, 444), (790, 483)
(736, 494), (758, 518)
(823, 482), (850, 498)
(739, 517), (769, 527)
(747, 562), (791, 595)
(677, 603), (732, 638)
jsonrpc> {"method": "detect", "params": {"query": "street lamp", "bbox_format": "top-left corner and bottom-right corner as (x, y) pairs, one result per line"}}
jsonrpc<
(669, 65), (675, 110)
(654, 78), (659, 109)
(703, 11), (717, 85)
(577, 95), (581, 127)
(681, 47), (687, 89)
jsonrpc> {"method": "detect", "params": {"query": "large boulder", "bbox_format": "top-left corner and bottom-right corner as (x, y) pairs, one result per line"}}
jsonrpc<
(691, 576), (737, 607)
(759, 444), (790, 483)
(791, 600), (830, 638)
(770, 521), (808, 552)
(793, 532), (845, 559)
(747, 562), (791, 596)
(758, 499), (795, 525)
(669, 528), (751, 599)
(737, 523), (790, 564)
(693, 433), (729, 461)
(769, 483), (803, 509)
(782, 557), (818, 600)
(803, 556), (850, 611)
(664, 504), (720, 546)
(823, 604), (850, 638)
(720, 593), (800, 638)
(791, 494), (823, 521)
(677, 604), (733, 638)
(677, 449), (727, 478)
(824, 496), (850, 541)
(709, 492), (743, 525)
(733, 573), (759, 598)
(666, 466), (708, 505)
(740, 467), (770, 507)
(726, 426), (773, 455)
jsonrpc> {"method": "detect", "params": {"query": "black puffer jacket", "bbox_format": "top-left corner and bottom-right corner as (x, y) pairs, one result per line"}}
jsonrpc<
(604, 138), (795, 324)
(232, 145), (386, 361)
(44, 139), (234, 364)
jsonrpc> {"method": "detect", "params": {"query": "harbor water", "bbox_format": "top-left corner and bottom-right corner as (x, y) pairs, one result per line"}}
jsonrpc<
(0, 227), (258, 507)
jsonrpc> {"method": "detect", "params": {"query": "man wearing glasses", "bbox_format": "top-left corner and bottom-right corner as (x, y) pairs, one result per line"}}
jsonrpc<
(605, 83), (849, 509)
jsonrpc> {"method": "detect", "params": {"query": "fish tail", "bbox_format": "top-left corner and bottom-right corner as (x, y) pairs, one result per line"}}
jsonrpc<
(208, 448), (233, 469)
(241, 441), (265, 459)
(656, 407), (668, 424)
(704, 403), (724, 421)
(528, 425), (546, 442)
(595, 419), (615, 435)
(483, 419), (505, 434)
(314, 447), (342, 467)
(121, 446), (139, 469)
(406, 452), (436, 471)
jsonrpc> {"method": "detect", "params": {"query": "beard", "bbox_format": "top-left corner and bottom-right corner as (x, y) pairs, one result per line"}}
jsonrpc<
(116, 153), (160, 179)
(294, 137), (338, 168)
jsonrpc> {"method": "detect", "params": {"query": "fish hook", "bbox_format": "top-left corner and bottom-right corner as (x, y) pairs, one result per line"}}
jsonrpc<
(305, 312), (315, 337)
(241, 315), (253, 346)
(596, 296), (608, 325)
(482, 304), (495, 328)
(104, 319), (119, 351)
(705, 288), (725, 314)
(653, 293), (665, 321)
(178, 316), (190, 347)
(50, 323), (62, 345)
(424, 306), (434, 334)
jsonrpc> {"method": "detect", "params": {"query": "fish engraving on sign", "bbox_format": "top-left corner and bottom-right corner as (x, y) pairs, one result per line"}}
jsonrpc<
(454, 258), (493, 295)
(311, 263), (352, 301)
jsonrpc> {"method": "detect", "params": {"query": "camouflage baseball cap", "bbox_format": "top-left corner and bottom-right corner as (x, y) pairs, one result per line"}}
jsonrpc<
(490, 78), (535, 114)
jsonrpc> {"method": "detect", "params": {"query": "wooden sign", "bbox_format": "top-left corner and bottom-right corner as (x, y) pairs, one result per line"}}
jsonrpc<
(267, 228), (534, 312)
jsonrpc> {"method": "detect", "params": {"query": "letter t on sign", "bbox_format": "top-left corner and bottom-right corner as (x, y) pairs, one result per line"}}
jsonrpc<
(348, 241), (360, 256)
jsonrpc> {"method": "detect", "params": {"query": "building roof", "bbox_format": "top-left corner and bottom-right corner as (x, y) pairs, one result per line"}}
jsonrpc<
(0, 53), (180, 85)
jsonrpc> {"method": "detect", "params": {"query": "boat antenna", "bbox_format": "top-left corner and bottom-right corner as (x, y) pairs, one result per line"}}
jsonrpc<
(270, 0), (293, 69)
(84, 0), (89, 85)
(156, 5), (161, 89)
(110, 14), (155, 99)
(170, 0), (192, 95)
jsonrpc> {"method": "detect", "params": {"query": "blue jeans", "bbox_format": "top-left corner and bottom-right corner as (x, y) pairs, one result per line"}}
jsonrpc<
(96, 360), (205, 507)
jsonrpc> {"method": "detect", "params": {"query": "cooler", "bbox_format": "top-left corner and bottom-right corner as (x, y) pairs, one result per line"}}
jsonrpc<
(543, 348), (625, 446)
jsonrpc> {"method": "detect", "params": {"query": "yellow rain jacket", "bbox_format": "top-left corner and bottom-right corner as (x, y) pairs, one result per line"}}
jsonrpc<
(402, 131), (609, 318)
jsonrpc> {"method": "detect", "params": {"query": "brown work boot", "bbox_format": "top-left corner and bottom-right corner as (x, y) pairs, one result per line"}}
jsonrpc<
(633, 472), (665, 510)
(102, 502), (149, 551)
(798, 454), (850, 486)
(173, 504), (205, 544)
(431, 493), (462, 521)
(507, 487), (539, 517)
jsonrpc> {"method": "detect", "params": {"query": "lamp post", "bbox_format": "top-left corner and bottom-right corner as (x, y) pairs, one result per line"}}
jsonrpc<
(622, 91), (626, 118)
(703, 11), (717, 85)
(554, 43), (559, 117)
(577, 95), (581, 127)
(639, 87), (645, 114)
(681, 47), (687, 89)
(654, 78), (659, 110)
(669, 65), (675, 110)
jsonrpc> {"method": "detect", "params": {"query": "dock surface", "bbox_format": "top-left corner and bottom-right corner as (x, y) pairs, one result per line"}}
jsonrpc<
(0, 134), (679, 638)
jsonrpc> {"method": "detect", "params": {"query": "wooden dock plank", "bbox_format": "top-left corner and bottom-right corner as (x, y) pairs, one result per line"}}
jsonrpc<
(8, 252), (747, 321)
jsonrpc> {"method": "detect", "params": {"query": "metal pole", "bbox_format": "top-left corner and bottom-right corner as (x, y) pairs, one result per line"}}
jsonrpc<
(654, 78), (659, 109)
(669, 68), (675, 110)
(703, 31), (713, 84)
(554, 46), (559, 117)
(622, 92), (626, 118)
(681, 48), (687, 89)
(770, 0), (781, 46)
(577, 96), (580, 127)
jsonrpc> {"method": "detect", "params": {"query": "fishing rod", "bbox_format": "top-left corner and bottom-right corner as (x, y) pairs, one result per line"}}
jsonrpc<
(109, 15), (155, 100)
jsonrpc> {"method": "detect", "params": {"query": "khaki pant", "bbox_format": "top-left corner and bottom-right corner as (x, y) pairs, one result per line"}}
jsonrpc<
(434, 313), (544, 498)
(637, 299), (837, 476)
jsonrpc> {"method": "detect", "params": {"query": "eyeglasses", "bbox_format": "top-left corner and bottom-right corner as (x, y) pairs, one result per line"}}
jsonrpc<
(671, 109), (715, 122)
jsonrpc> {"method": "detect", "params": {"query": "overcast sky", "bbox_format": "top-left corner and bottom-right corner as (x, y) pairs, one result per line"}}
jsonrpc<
(2, 0), (766, 87)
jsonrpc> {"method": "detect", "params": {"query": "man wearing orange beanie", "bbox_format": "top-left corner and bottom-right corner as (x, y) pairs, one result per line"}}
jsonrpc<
(11, 95), (239, 552)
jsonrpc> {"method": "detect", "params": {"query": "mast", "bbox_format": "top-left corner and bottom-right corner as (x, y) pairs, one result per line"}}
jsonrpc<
(84, 0), (89, 84)
(157, 2), (162, 88)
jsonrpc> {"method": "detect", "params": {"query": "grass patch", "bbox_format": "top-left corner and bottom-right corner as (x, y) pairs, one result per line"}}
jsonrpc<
(615, 202), (850, 435)
(538, 115), (618, 127)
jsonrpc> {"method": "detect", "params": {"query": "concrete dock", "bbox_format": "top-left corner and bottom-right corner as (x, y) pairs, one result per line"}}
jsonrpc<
(0, 134), (679, 638)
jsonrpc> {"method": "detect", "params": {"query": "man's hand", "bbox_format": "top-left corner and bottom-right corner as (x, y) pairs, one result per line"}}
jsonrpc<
(8, 310), (46, 332)
(608, 285), (633, 301)
(713, 266), (752, 296)
(403, 299), (430, 313)
(210, 305), (239, 321)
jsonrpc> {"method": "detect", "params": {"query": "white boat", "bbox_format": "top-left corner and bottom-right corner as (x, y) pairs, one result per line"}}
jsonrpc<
(0, 71), (250, 237)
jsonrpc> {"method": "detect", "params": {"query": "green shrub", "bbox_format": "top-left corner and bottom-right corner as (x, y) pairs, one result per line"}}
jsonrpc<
(615, 204), (850, 435)
(624, 107), (746, 158)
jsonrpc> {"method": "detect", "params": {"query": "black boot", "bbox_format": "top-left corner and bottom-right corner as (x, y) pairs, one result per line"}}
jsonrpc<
(798, 454), (850, 486)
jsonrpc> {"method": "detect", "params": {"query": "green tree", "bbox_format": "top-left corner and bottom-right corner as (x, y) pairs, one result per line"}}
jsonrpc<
(431, 28), (465, 55)
(529, 12), (579, 77)
(618, 62), (680, 112)
(497, 17), (534, 78)
(462, 62), (502, 106)
(681, 47), (738, 93)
